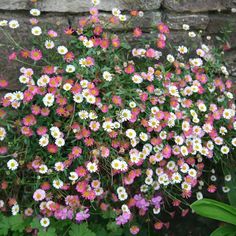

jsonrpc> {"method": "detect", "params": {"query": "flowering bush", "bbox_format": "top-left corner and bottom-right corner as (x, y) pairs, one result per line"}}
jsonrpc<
(0, 0), (236, 235)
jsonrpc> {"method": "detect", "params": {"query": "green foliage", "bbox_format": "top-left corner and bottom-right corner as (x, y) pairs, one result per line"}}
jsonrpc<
(69, 223), (96, 236)
(210, 225), (236, 236)
(191, 199), (236, 236)
(38, 227), (57, 236)
(191, 198), (236, 226)
(0, 214), (10, 236)
(222, 160), (236, 207)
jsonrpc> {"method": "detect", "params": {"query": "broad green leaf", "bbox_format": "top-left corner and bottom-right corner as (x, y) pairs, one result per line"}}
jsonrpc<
(210, 224), (236, 236)
(69, 223), (96, 236)
(102, 210), (116, 219)
(38, 227), (57, 236)
(0, 215), (10, 236)
(222, 161), (236, 207)
(191, 199), (236, 226)
(9, 215), (24, 232)
(30, 218), (43, 231)
(106, 222), (123, 236)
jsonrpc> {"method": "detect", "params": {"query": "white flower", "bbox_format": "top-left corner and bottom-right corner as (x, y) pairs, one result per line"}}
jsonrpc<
(63, 83), (72, 91)
(180, 146), (188, 156)
(169, 85), (179, 97)
(153, 207), (160, 215)
(120, 109), (132, 121)
(112, 8), (121, 16)
(0, 200), (4, 208)
(19, 75), (30, 84)
(0, 20), (8, 27)
(221, 145), (229, 154)
(39, 164), (48, 174)
(172, 172), (182, 183)
(118, 192), (128, 201)
(180, 163), (189, 173)
(119, 15), (127, 21)
(45, 40), (55, 49)
(86, 95), (96, 104)
(167, 54), (175, 63)
(39, 135), (49, 147)
(92, 0), (100, 5)
(148, 118), (160, 129)
(73, 93), (83, 103)
(223, 109), (234, 119)
(132, 74), (143, 84)
(83, 39), (94, 48)
(30, 9), (41, 16)
(182, 24), (190, 30)
(11, 204), (19, 215)
(225, 174), (232, 182)
(9, 20), (19, 29)
(139, 132), (148, 142)
(31, 26), (42, 36)
(57, 46), (68, 55)
(117, 186), (126, 194)
(103, 71), (112, 81)
(102, 121), (114, 132)
(231, 138), (236, 147)
(196, 49), (205, 57)
(54, 162), (64, 172)
(69, 172), (78, 181)
(145, 177), (153, 185)
(188, 168), (197, 178)
(222, 186), (230, 193)
(182, 121), (190, 131)
(198, 103), (207, 112)
(188, 31), (196, 38)
(129, 101), (136, 108)
(66, 65), (75, 73)
(178, 46), (188, 54)
(189, 58), (203, 67)
(87, 162), (98, 173)
(55, 138), (65, 147)
(196, 192), (203, 200)
(40, 217), (50, 227)
(111, 159), (122, 170)
(53, 179), (63, 189)
(0, 127), (6, 141)
(78, 110), (89, 120)
(7, 159), (19, 171)
(181, 182), (191, 191)
(43, 93), (55, 107)
(126, 129), (136, 139)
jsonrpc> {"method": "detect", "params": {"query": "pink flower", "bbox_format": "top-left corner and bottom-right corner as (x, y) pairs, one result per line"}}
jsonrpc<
(30, 49), (42, 61)
(162, 145), (171, 159)
(8, 52), (17, 61)
(75, 209), (90, 222)
(133, 27), (142, 37)
(33, 189), (46, 201)
(125, 65), (135, 74)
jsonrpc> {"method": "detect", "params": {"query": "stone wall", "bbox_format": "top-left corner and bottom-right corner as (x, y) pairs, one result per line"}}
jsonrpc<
(0, 0), (236, 91)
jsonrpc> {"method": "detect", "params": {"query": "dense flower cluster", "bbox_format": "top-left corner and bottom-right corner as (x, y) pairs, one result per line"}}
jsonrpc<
(0, 0), (235, 234)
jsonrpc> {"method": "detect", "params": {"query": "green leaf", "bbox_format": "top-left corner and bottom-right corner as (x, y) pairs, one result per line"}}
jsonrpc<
(222, 161), (236, 207)
(69, 223), (96, 236)
(38, 227), (57, 236)
(9, 215), (24, 232)
(106, 222), (123, 236)
(102, 209), (116, 219)
(30, 218), (43, 230)
(191, 199), (236, 226)
(0, 215), (10, 236)
(210, 224), (236, 236)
